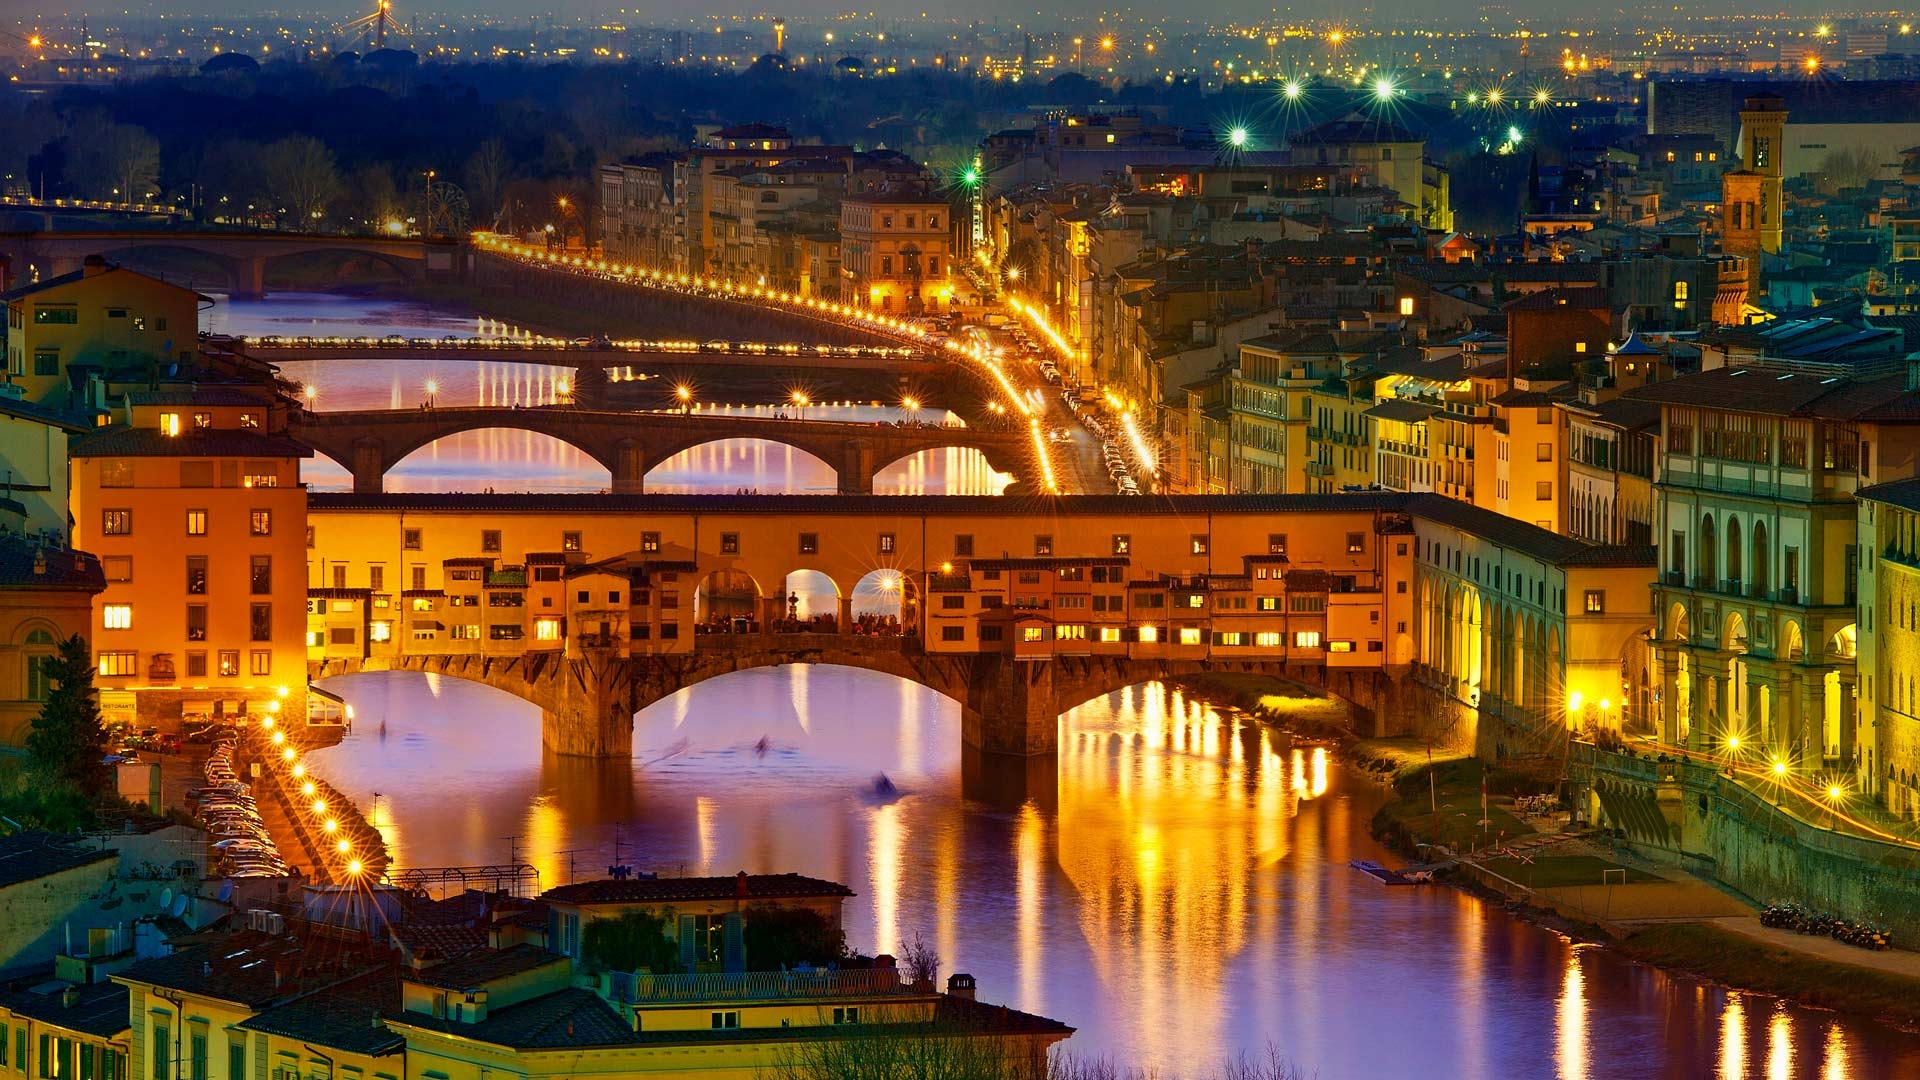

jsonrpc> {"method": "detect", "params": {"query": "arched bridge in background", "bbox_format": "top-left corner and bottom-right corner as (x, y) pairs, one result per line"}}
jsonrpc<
(311, 636), (1413, 760)
(0, 230), (461, 298)
(287, 406), (1035, 494)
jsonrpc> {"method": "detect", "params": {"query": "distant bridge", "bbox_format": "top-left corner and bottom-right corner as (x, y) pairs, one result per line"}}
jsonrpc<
(211, 335), (944, 375)
(287, 405), (1034, 494)
(0, 230), (461, 298)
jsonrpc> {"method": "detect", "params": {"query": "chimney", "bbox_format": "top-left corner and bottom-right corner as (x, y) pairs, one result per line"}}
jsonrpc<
(32, 549), (45, 576)
(946, 973), (976, 1001)
(61, 986), (80, 1008)
(735, 870), (749, 898)
(82, 255), (109, 278)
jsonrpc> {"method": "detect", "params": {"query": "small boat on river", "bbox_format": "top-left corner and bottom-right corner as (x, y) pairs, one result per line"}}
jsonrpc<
(1350, 859), (1417, 886)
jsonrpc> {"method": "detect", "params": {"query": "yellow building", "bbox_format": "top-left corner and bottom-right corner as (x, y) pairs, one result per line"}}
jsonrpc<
(0, 393), (91, 539)
(0, 978), (131, 1080)
(0, 535), (106, 747)
(3, 257), (204, 412)
(69, 387), (310, 730)
(839, 193), (954, 314)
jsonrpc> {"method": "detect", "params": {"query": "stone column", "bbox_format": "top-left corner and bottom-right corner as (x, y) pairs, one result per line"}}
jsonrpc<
(1839, 674), (1858, 766)
(1657, 649), (1680, 744)
(233, 256), (268, 300)
(838, 438), (875, 495)
(350, 437), (387, 495)
(838, 596), (854, 635)
(538, 656), (634, 757)
(961, 654), (1060, 756)
(610, 438), (646, 495)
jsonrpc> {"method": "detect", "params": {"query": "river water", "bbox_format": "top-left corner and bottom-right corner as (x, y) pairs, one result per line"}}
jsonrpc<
(247, 292), (1920, 1076)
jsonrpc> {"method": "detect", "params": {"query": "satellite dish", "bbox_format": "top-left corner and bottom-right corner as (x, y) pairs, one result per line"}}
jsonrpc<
(159, 887), (173, 910)
(170, 894), (188, 918)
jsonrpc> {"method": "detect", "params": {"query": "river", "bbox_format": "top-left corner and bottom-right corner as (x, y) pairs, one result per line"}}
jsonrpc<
(250, 291), (1920, 1076)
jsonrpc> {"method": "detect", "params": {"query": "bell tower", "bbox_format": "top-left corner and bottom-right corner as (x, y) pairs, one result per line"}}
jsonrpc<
(1721, 93), (1786, 296)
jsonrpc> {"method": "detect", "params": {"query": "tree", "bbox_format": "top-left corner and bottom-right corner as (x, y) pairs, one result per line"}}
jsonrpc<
(463, 137), (510, 225)
(261, 134), (341, 228)
(743, 905), (847, 970)
(62, 115), (159, 201)
(580, 908), (680, 973)
(26, 634), (109, 794)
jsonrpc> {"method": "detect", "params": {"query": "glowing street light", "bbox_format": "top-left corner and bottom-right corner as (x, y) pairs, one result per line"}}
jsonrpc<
(336, 838), (352, 853)
(1229, 126), (1249, 148)
(1506, 125), (1524, 145)
(1372, 76), (1395, 101)
(901, 395), (921, 413)
(1283, 79), (1303, 100)
(1772, 760), (1788, 777)
(302, 781), (317, 797)
(323, 818), (339, 834)
(347, 859), (364, 875)
(1533, 88), (1551, 105)
(1486, 88), (1503, 105)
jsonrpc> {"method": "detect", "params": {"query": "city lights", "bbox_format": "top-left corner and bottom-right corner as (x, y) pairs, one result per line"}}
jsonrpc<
(1283, 79), (1303, 100)
(1229, 126), (1248, 148)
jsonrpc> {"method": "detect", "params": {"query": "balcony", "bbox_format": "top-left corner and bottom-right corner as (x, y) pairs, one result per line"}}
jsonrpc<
(609, 968), (914, 1004)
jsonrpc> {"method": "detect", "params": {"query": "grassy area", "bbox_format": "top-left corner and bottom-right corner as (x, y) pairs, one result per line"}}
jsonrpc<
(1349, 736), (1468, 781)
(1616, 923), (1920, 1029)
(1370, 756), (1538, 856)
(1479, 854), (1663, 889)
(1166, 672), (1351, 741)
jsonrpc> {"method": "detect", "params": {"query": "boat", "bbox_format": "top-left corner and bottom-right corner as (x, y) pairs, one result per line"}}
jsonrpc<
(1350, 859), (1416, 886)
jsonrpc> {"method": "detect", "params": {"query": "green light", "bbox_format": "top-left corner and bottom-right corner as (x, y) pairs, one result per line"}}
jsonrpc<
(961, 167), (981, 186)
(1283, 80), (1302, 100)
(1229, 126), (1248, 148)
(1507, 125), (1523, 144)
(1373, 77), (1394, 101)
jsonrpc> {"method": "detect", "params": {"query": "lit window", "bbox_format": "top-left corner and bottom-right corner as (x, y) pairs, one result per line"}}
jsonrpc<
(1137, 625), (1159, 643)
(1178, 627), (1203, 645)
(1294, 631), (1322, 648)
(1398, 296), (1415, 316)
(535, 618), (562, 641)
(159, 413), (181, 437)
(1328, 640), (1354, 652)
(1218, 631), (1245, 646)
(102, 605), (132, 630)
(1584, 590), (1605, 614)
(1022, 626), (1046, 642)
(1098, 627), (1122, 643)
(96, 651), (136, 676)
(1255, 631), (1282, 647)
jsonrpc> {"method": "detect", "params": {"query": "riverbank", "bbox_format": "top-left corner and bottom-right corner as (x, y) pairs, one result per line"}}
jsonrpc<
(1616, 922), (1920, 1031)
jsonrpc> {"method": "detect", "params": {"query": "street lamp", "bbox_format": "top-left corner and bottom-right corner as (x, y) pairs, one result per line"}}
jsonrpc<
(676, 384), (694, 413)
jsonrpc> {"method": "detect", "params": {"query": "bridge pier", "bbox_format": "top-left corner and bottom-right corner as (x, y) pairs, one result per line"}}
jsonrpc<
(611, 439), (646, 495)
(540, 658), (637, 757)
(962, 654), (1061, 756)
(838, 438), (875, 495)
(351, 437), (387, 494)
(233, 256), (268, 300)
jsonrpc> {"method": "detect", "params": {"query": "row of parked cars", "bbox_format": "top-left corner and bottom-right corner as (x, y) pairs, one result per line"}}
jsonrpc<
(1085, 414), (1143, 495)
(191, 742), (290, 879)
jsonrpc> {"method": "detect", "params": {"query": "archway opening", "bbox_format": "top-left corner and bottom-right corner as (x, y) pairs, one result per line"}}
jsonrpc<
(696, 570), (762, 630)
(851, 568), (910, 633)
(874, 448), (1013, 496)
(648, 439), (835, 495)
(279, 359), (570, 413)
(780, 570), (841, 631)
(306, 430), (613, 493)
(266, 250), (410, 291)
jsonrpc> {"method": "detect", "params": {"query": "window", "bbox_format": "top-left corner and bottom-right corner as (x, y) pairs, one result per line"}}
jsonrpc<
(97, 651), (136, 677)
(99, 460), (133, 487)
(1022, 626), (1046, 642)
(1268, 534), (1288, 555)
(1258, 596), (1280, 611)
(250, 604), (272, 642)
(1537, 443), (1552, 462)
(1398, 296), (1415, 317)
(218, 651), (239, 677)
(720, 532), (739, 554)
(102, 604), (131, 630)
(227, 1040), (245, 1080)
(1585, 590), (1605, 614)
(1345, 533), (1363, 554)
(1294, 631), (1322, 648)
(1112, 534), (1131, 555)
(642, 531), (661, 553)
(1178, 627), (1203, 645)
(403, 529), (422, 550)
(1034, 535), (1053, 556)
(32, 306), (76, 325)
(185, 510), (206, 536)
(189, 1031), (206, 1080)
(488, 625), (524, 641)
(941, 625), (966, 642)
(150, 1024), (168, 1080)
(1328, 640), (1354, 653)
(32, 351), (57, 376)
(799, 533), (819, 555)
(1536, 481), (1552, 500)
(534, 618), (562, 641)
(1099, 627), (1122, 643)
(833, 1006), (862, 1025)
(878, 532), (896, 554)
(941, 595), (966, 609)
(1255, 631), (1282, 647)
(710, 1012), (741, 1030)
(248, 509), (272, 537)
(1056, 624), (1087, 641)
(1190, 534), (1210, 556)
(250, 556), (271, 595)
(185, 556), (208, 595)
(1137, 625), (1159, 643)
(481, 530), (502, 553)
(102, 510), (132, 536)
(102, 556), (132, 582)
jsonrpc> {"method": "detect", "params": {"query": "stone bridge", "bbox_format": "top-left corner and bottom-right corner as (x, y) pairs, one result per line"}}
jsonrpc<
(0, 230), (462, 298)
(287, 406), (1033, 494)
(310, 635), (1415, 760)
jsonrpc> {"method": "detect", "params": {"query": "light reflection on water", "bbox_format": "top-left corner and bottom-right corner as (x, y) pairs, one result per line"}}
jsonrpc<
(307, 668), (1920, 1078)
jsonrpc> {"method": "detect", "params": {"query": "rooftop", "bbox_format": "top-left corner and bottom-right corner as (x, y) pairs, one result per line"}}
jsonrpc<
(0, 537), (105, 592)
(0, 979), (129, 1039)
(236, 967), (404, 1057)
(0, 833), (116, 889)
(70, 427), (313, 459)
(407, 945), (563, 991)
(543, 873), (854, 907)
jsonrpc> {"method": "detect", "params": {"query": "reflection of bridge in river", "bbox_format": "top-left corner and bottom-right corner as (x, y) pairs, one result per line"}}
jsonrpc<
(287, 405), (1034, 494)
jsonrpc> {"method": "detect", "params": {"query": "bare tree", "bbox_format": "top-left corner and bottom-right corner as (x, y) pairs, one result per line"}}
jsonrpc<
(261, 135), (341, 229)
(901, 929), (941, 988)
(64, 114), (159, 201)
(464, 137), (510, 225)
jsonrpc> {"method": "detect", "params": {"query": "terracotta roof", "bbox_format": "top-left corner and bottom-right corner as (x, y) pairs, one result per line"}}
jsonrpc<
(390, 923), (488, 963)
(70, 427), (313, 459)
(0, 538), (105, 592)
(237, 967), (405, 1057)
(542, 873), (854, 906)
(408, 944), (564, 990)
(115, 930), (384, 1009)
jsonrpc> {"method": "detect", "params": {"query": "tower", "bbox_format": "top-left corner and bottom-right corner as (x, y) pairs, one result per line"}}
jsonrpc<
(1721, 93), (1786, 297)
(773, 16), (785, 55)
